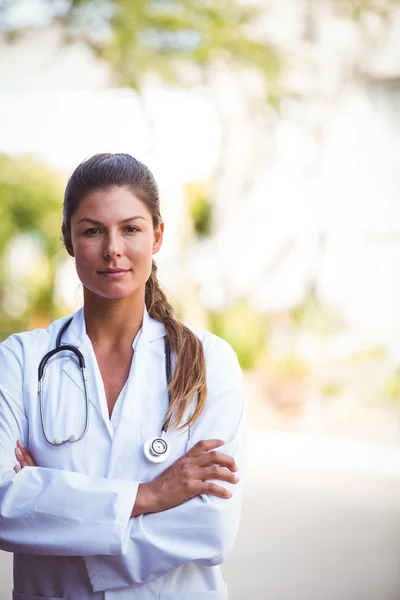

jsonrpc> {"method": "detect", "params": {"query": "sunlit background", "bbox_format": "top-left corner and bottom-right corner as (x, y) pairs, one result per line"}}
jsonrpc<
(1, 1), (400, 599)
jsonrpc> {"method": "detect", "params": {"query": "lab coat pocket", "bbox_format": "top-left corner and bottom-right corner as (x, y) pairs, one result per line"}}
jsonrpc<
(162, 583), (228, 599)
(13, 592), (64, 600)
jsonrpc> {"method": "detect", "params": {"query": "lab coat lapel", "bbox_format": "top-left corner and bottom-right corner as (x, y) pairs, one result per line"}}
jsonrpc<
(60, 309), (107, 427)
(59, 308), (85, 395)
(107, 310), (166, 478)
(119, 308), (166, 422)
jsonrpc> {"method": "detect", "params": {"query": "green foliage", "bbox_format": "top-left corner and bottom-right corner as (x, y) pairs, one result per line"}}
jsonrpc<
(333, 0), (400, 20)
(0, 154), (63, 252)
(348, 346), (387, 363)
(0, 154), (65, 338)
(267, 353), (310, 381)
(209, 301), (267, 369)
(68, 0), (281, 92)
(185, 182), (212, 236)
(383, 368), (400, 403)
(291, 285), (343, 337)
(321, 381), (343, 396)
(0, 0), (281, 100)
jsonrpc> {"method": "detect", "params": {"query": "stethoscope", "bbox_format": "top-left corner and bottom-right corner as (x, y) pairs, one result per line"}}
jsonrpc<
(38, 317), (173, 463)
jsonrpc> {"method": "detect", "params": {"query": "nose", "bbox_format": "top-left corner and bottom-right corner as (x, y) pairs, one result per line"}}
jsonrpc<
(103, 232), (123, 260)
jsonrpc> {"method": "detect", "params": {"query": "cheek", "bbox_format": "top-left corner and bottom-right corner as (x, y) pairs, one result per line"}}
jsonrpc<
(127, 236), (154, 260)
(70, 240), (98, 275)
(74, 247), (95, 267)
(128, 240), (154, 280)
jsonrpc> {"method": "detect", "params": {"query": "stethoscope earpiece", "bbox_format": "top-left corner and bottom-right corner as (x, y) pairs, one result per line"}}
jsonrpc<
(53, 433), (78, 445)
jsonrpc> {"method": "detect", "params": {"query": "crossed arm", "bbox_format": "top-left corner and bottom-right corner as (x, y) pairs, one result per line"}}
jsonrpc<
(14, 437), (239, 516)
(13, 422), (244, 590)
(0, 337), (246, 589)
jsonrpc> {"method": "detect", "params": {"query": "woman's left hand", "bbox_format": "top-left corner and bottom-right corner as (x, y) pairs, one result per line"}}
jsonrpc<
(14, 440), (37, 472)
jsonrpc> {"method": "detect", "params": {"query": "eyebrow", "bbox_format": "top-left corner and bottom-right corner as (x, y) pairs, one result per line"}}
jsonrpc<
(77, 216), (147, 225)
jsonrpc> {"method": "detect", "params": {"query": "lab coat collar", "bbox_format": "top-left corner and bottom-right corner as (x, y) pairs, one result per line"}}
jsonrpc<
(59, 304), (167, 436)
(141, 305), (166, 343)
(59, 303), (166, 349)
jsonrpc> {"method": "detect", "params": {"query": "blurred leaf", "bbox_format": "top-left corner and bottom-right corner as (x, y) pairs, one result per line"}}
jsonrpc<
(185, 181), (213, 236)
(0, 154), (65, 338)
(291, 285), (343, 337)
(348, 346), (387, 363)
(333, 0), (400, 20)
(0, 0), (281, 101)
(268, 353), (310, 380)
(383, 368), (400, 403)
(320, 381), (344, 396)
(209, 301), (267, 369)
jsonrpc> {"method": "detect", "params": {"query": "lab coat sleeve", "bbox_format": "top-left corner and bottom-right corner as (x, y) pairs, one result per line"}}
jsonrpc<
(84, 335), (246, 591)
(0, 338), (138, 556)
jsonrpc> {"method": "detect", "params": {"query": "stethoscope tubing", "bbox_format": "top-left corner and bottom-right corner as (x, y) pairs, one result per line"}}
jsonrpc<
(38, 317), (173, 455)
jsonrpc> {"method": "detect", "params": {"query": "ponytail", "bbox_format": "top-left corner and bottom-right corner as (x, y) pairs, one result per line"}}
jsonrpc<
(62, 153), (204, 427)
(145, 261), (207, 429)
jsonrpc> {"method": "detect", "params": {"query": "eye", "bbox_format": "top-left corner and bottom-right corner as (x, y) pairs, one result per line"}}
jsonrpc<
(124, 225), (140, 233)
(84, 227), (102, 235)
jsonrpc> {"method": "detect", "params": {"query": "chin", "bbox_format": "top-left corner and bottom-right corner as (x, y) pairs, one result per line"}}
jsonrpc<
(101, 289), (138, 300)
(85, 283), (145, 301)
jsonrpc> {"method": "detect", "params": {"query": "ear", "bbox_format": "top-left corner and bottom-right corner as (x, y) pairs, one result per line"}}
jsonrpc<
(152, 222), (164, 255)
(66, 244), (75, 258)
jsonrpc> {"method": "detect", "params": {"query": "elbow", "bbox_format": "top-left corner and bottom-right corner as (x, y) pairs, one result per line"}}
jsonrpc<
(197, 496), (241, 566)
(198, 528), (237, 567)
(206, 532), (237, 566)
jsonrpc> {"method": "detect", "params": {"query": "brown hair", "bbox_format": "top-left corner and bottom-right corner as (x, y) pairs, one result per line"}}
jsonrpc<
(62, 153), (207, 428)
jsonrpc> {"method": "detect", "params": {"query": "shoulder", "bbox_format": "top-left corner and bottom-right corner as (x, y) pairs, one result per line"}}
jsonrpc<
(188, 325), (243, 390)
(0, 315), (73, 363)
(186, 327), (245, 438)
(196, 327), (240, 366)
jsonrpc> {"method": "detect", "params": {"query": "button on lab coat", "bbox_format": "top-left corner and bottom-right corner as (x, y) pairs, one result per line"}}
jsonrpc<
(0, 307), (246, 599)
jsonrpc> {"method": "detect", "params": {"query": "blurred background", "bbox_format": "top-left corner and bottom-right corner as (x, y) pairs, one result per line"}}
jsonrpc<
(1, 1), (400, 599)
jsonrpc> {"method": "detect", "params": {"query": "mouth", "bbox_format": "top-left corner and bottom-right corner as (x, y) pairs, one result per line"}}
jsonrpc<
(98, 268), (130, 274)
(97, 268), (131, 279)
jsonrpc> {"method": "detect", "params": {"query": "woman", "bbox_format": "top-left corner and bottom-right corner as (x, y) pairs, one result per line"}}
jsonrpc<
(0, 153), (245, 600)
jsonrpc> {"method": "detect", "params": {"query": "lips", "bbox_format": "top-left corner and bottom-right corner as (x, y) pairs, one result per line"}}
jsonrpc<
(97, 268), (131, 279)
(97, 268), (130, 274)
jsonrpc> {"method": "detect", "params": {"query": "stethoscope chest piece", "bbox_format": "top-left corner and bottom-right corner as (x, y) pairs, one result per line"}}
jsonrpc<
(143, 436), (170, 463)
(43, 318), (175, 453)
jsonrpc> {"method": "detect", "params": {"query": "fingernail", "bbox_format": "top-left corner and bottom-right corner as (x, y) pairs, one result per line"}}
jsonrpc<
(234, 476), (240, 483)
(18, 440), (25, 448)
(15, 447), (22, 457)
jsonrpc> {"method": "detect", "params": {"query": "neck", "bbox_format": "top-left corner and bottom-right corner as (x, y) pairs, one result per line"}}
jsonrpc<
(83, 288), (145, 349)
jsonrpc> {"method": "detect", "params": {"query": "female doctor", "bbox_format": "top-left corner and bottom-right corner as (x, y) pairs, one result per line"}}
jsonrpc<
(0, 153), (246, 600)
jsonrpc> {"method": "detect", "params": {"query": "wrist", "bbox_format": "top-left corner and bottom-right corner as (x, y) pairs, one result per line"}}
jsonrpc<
(131, 482), (157, 517)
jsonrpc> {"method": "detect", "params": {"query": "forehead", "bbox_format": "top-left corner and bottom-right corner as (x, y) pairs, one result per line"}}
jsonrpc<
(72, 186), (151, 220)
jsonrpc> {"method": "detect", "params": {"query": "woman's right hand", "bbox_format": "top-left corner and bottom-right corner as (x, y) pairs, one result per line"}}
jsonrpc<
(132, 439), (239, 516)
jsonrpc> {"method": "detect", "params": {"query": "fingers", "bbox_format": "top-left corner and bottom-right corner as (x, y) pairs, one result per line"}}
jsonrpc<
(14, 440), (36, 470)
(187, 439), (225, 458)
(199, 465), (239, 485)
(197, 450), (238, 472)
(199, 481), (233, 499)
(185, 440), (238, 472)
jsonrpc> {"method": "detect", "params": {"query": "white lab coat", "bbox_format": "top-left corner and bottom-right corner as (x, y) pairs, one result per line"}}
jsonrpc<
(0, 306), (246, 599)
